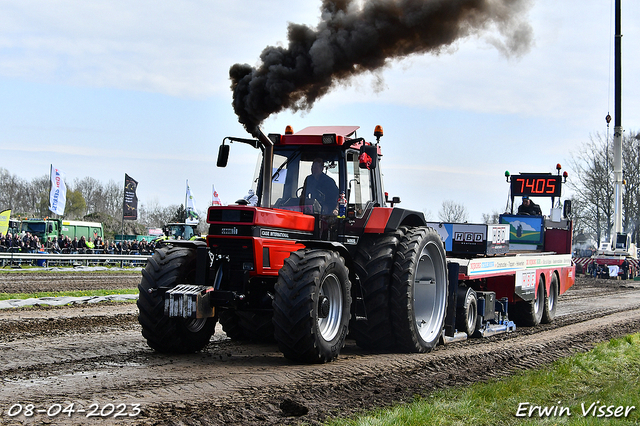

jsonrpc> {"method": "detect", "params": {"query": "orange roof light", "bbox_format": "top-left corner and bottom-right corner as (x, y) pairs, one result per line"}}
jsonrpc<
(285, 125), (294, 135)
(556, 163), (562, 170)
(374, 125), (384, 138)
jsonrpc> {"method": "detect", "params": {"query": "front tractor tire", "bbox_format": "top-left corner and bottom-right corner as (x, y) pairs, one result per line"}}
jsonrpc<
(273, 249), (351, 363)
(138, 246), (216, 353)
(390, 227), (448, 353)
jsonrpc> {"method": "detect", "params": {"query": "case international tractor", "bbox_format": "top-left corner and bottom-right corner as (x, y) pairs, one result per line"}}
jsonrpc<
(137, 125), (575, 363)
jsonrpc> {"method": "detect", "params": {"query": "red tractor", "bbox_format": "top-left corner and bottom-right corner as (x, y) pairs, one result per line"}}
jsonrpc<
(137, 125), (448, 363)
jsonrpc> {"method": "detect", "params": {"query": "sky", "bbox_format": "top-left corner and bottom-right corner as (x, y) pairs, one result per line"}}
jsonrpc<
(1, 0), (639, 223)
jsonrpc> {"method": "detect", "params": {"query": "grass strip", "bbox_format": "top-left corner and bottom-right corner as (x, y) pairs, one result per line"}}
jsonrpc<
(327, 333), (640, 426)
(0, 289), (138, 301)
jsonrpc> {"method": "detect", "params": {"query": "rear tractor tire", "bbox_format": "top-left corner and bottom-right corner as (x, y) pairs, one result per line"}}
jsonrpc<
(350, 230), (404, 350)
(390, 227), (448, 353)
(137, 246), (216, 353)
(273, 249), (351, 363)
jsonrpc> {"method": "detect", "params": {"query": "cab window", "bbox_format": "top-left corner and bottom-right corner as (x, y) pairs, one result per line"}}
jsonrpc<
(346, 151), (373, 218)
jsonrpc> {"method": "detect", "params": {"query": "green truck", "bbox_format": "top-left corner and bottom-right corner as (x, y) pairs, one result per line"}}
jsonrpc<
(21, 219), (103, 242)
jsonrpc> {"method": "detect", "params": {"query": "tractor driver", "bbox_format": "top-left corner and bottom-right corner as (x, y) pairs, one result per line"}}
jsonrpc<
(517, 195), (542, 215)
(302, 158), (339, 215)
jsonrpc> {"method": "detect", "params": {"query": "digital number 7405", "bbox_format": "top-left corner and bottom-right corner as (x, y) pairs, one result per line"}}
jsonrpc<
(512, 175), (562, 197)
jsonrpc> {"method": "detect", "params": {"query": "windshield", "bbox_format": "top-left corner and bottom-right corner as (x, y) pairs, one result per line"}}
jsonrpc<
(167, 225), (191, 239)
(23, 222), (46, 234)
(266, 148), (341, 215)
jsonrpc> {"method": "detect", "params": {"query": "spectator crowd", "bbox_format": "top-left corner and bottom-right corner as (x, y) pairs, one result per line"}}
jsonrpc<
(0, 232), (157, 255)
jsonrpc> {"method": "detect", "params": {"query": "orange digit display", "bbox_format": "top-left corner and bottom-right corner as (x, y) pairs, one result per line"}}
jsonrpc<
(511, 175), (562, 197)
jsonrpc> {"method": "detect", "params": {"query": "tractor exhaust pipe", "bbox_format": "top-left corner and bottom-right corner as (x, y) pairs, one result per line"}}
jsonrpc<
(256, 128), (274, 208)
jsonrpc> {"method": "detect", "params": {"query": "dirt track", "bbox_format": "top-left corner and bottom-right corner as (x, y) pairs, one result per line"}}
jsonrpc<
(1, 272), (640, 425)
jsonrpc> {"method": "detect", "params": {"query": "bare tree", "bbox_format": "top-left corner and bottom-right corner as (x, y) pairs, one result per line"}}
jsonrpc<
(74, 177), (103, 216)
(438, 200), (468, 223)
(26, 175), (50, 218)
(0, 169), (215, 239)
(102, 180), (124, 218)
(569, 130), (640, 246)
(0, 168), (29, 214)
(482, 210), (501, 224)
(140, 201), (180, 228)
(0, 169), (65, 218)
(622, 131), (640, 241)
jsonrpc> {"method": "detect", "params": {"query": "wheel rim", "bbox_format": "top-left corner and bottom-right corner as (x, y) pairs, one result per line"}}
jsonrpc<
(467, 299), (477, 333)
(317, 273), (343, 342)
(548, 276), (557, 309)
(413, 240), (447, 343)
(185, 318), (207, 333)
(534, 280), (543, 315)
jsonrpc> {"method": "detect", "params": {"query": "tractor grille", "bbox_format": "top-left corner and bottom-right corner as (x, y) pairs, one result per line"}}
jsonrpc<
(208, 237), (254, 274)
(208, 209), (254, 223)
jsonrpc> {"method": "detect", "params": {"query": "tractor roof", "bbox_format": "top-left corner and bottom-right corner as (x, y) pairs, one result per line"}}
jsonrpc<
(274, 126), (360, 146)
(294, 126), (359, 137)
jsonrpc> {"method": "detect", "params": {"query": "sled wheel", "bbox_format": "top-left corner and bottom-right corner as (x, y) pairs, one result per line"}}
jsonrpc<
(273, 249), (351, 363)
(137, 246), (216, 353)
(456, 286), (478, 336)
(350, 230), (404, 349)
(541, 273), (558, 324)
(390, 227), (448, 353)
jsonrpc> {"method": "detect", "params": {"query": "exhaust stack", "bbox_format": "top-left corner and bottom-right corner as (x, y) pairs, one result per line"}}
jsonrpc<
(256, 128), (274, 209)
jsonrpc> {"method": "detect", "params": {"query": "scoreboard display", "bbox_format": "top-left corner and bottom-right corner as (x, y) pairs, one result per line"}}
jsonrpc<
(510, 174), (562, 198)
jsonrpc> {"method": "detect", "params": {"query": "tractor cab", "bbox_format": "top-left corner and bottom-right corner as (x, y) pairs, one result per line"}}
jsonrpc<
(218, 125), (389, 243)
(163, 223), (198, 240)
(260, 126), (384, 217)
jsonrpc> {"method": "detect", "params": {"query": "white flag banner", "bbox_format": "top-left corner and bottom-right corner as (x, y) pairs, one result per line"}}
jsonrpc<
(186, 182), (199, 225)
(49, 165), (67, 215)
(212, 184), (223, 206)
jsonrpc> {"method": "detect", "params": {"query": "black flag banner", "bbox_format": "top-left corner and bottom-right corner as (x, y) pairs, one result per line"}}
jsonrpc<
(123, 174), (138, 220)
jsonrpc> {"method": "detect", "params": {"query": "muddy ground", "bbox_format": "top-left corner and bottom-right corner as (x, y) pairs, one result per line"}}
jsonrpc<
(0, 271), (640, 425)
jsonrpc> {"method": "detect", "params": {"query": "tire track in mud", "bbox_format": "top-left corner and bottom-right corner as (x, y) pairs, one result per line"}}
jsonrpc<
(0, 272), (140, 293)
(162, 310), (640, 426)
(0, 276), (640, 425)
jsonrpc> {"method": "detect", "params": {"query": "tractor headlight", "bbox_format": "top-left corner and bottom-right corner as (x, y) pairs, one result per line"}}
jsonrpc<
(322, 133), (336, 145)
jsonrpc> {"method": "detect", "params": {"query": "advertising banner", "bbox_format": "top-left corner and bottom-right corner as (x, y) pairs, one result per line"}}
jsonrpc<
(186, 181), (199, 225)
(123, 174), (138, 220)
(0, 209), (10, 236)
(212, 184), (223, 206)
(49, 165), (67, 215)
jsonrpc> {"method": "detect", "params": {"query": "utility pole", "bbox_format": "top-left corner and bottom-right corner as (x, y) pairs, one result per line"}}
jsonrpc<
(612, 0), (624, 243)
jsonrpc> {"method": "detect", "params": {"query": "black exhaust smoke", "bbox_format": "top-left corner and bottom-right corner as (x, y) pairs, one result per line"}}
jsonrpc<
(231, 0), (532, 136)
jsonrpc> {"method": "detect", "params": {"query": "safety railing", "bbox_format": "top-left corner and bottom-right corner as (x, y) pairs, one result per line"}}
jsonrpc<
(0, 252), (151, 268)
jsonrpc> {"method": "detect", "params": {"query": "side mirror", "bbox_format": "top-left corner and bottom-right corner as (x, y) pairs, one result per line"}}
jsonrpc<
(217, 144), (230, 168)
(359, 145), (378, 169)
(563, 199), (572, 218)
